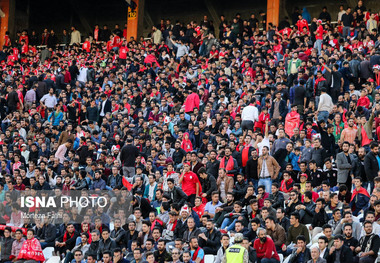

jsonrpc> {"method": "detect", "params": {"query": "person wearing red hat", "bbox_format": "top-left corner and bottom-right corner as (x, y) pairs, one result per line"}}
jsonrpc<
(179, 162), (201, 205)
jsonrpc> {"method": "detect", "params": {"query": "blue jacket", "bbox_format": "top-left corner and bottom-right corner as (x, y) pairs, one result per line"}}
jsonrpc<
(349, 189), (370, 215)
(91, 178), (106, 190)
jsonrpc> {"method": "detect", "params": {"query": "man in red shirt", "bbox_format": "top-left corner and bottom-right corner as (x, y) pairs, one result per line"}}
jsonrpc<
(179, 162), (201, 205)
(296, 14), (309, 32)
(82, 38), (91, 53)
(254, 228), (280, 262)
(314, 19), (324, 55)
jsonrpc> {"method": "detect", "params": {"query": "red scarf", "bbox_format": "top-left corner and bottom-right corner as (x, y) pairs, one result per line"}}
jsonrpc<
(192, 247), (204, 263)
(63, 231), (75, 242)
(220, 156), (234, 176)
(171, 219), (178, 231)
(350, 187), (370, 202)
(242, 146), (251, 167)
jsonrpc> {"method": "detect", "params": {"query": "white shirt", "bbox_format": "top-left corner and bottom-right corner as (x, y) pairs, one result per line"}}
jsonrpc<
(100, 99), (107, 116)
(257, 137), (270, 156)
(241, 105), (259, 122)
(40, 94), (57, 108)
(320, 247), (327, 259)
(317, 93), (334, 112)
(78, 67), (88, 83)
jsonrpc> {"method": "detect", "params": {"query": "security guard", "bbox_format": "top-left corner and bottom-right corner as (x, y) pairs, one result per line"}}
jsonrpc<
(222, 233), (248, 263)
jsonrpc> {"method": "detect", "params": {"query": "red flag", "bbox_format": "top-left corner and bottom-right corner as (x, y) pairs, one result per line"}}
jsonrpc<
(122, 177), (133, 191)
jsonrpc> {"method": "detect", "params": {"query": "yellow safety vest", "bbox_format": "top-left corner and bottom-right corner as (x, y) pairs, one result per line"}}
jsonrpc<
(225, 244), (245, 263)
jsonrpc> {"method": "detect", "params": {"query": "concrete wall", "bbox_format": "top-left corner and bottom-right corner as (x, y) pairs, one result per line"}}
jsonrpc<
(12, 0), (380, 41)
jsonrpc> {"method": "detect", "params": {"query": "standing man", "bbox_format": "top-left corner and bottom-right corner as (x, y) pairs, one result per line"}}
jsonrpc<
(336, 141), (355, 187)
(364, 142), (379, 192)
(120, 138), (139, 178)
(179, 162), (201, 205)
(219, 147), (238, 178)
(98, 94), (111, 125)
(241, 98), (259, 131)
(222, 233), (248, 263)
(316, 87), (333, 123)
(258, 146), (280, 193)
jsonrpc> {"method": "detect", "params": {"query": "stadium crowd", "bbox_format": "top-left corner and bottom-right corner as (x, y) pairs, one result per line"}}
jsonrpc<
(1, 1), (380, 263)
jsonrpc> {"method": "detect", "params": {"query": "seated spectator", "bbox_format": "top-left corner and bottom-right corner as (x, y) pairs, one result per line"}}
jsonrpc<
(288, 235), (311, 263)
(198, 220), (221, 255)
(354, 221), (380, 263)
(215, 234), (230, 263)
(97, 228), (116, 261)
(253, 228), (280, 263)
(265, 216), (286, 253)
(154, 240), (172, 263)
(1, 227), (14, 263)
(36, 216), (56, 249)
(55, 223), (80, 257)
(16, 229), (45, 263)
(284, 212), (310, 253)
(11, 229), (25, 260)
(220, 201), (247, 232)
(327, 235), (354, 263)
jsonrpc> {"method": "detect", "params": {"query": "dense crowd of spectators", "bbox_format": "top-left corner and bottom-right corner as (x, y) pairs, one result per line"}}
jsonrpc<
(1, 1), (380, 263)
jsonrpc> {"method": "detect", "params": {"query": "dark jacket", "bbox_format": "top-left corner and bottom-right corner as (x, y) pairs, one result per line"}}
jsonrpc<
(312, 208), (329, 228)
(233, 180), (248, 201)
(165, 186), (188, 206)
(327, 244), (354, 263)
(270, 99), (287, 119)
(0, 236), (14, 261)
(33, 181), (52, 190)
(97, 238), (117, 260)
(206, 159), (220, 179)
(364, 151), (379, 181)
(73, 178), (88, 190)
(99, 99), (112, 115)
(200, 175), (217, 200)
(289, 247), (311, 263)
(133, 196), (154, 219)
(311, 147), (328, 168)
(36, 223), (57, 243)
(198, 228), (221, 254)
(269, 191), (285, 209)
(107, 174), (123, 189)
(122, 230), (138, 250)
(110, 227), (126, 249)
(85, 240), (99, 257)
(245, 157), (258, 180)
(56, 231), (80, 252)
(182, 228), (202, 243)
(120, 144), (139, 167)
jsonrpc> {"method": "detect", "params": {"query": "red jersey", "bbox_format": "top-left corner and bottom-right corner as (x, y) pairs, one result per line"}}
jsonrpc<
(296, 19), (309, 32)
(112, 35), (121, 48)
(119, 46), (128, 59)
(21, 44), (28, 54)
(82, 41), (91, 52)
(316, 25), (324, 40)
(4, 35), (11, 47)
(181, 171), (200, 196)
(94, 28), (99, 41)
